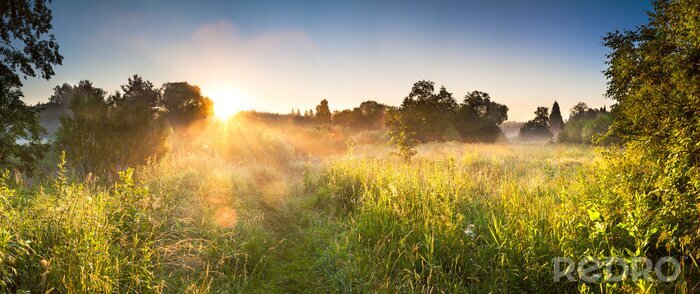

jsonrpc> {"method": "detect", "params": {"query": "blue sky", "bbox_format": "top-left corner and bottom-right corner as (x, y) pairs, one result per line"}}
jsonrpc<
(21, 0), (652, 121)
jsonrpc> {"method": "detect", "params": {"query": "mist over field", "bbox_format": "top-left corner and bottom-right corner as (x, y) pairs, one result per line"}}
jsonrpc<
(2, 0), (700, 293)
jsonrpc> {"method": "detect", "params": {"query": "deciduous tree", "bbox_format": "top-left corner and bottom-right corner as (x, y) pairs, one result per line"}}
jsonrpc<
(315, 99), (331, 123)
(161, 82), (213, 139)
(519, 107), (552, 140)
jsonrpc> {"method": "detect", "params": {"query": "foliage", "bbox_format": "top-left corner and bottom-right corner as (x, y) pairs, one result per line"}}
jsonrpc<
(308, 144), (698, 292)
(558, 103), (613, 145)
(160, 82), (213, 141)
(0, 150), (291, 292)
(3, 136), (699, 292)
(54, 81), (111, 176)
(390, 80), (508, 143)
(315, 99), (332, 123)
(0, 0), (61, 173)
(519, 106), (552, 140)
(602, 0), (700, 262)
(395, 80), (458, 142)
(387, 117), (418, 162)
(454, 90), (508, 142)
(55, 76), (170, 178)
(549, 101), (564, 134)
(0, 0), (62, 88)
(0, 82), (47, 173)
(332, 100), (387, 131)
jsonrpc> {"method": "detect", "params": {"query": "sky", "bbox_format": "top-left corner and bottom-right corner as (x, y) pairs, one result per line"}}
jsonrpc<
(20, 0), (652, 121)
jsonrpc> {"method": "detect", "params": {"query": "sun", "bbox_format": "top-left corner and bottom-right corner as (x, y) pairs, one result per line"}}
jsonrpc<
(206, 87), (250, 120)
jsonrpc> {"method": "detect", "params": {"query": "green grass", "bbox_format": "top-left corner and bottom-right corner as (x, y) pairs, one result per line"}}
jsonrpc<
(1, 143), (696, 292)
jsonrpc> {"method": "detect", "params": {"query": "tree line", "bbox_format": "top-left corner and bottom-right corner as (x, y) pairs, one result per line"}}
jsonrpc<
(517, 101), (613, 144)
(46, 77), (212, 177)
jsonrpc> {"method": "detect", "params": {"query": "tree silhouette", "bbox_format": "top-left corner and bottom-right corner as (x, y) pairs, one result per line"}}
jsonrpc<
(109, 75), (169, 172)
(549, 101), (564, 134)
(332, 100), (387, 130)
(395, 80), (458, 142)
(455, 91), (508, 142)
(519, 107), (552, 140)
(315, 99), (331, 123)
(0, 0), (63, 88)
(161, 82), (213, 139)
(390, 81), (508, 143)
(357, 100), (386, 130)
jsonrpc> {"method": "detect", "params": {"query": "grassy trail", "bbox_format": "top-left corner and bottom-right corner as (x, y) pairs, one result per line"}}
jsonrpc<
(237, 162), (337, 293)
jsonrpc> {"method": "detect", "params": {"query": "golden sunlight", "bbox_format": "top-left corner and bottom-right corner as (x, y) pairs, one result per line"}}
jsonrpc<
(206, 86), (250, 119)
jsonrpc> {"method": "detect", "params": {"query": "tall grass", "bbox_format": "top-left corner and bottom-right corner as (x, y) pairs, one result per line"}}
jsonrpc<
(307, 143), (694, 292)
(0, 150), (299, 292)
(1, 142), (696, 292)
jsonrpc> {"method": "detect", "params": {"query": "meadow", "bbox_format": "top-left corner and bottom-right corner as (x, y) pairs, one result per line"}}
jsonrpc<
(3, 132), (692, 293)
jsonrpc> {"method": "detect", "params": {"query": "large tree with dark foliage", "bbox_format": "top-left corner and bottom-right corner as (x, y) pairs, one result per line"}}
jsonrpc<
(161, 82), (213, 139)
(55, 76), (169, 178)
(455, 91), (508, 142)
(519, 107), (552, 140)
(0, 0), (62, 172)
(109, 75), (169, 172)
(389, 81), (508, 143)
(394, 80), (459, 142)
(602, 0), (700, 255)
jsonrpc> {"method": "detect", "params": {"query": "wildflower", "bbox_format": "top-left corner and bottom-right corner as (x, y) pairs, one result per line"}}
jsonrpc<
(463, 224), (475, 238)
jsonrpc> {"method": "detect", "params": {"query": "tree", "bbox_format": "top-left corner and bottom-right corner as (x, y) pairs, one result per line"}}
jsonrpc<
(549, 101), (564, 134)
(48, 83), (74, 105)
(0, 81), (47, 172)
(387, 112), (418, 162)
(569, 102), (594, 120)
(315, 99), (331, 123)
(394, 80), (458, 142)
(54, 81), (112, 177)
(558, 102), (611, 144)
(0, 0), (61, 172)
(109, 75), (169, 172)
(455, 91), (508, 142)
(161, 82), (213, 140)
(356, 100), (386, 130)
(389, 81), (508, 143)
(1, 0), (63, 88)
(55, 76), (170, 178)
(36, 83), (74, 136)
(331, 100), (387, 130)
(602, 0), (700, 252)
(519, 107), (552, 140)
(331, 109), (357, 128)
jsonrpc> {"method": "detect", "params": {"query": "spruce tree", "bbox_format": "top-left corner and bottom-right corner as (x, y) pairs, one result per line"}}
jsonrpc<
(549, 101), (564, 134)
